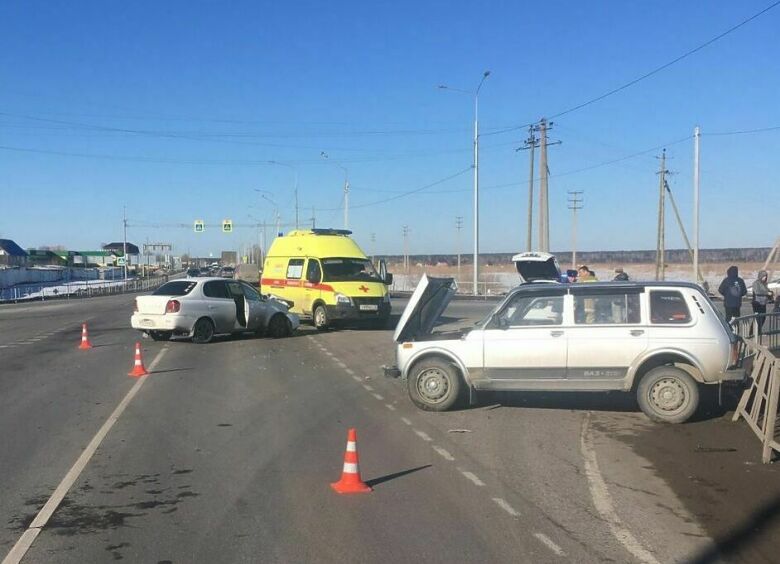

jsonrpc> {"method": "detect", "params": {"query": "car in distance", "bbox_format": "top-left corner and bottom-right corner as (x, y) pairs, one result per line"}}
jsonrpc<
(389, 275), (744, 423)
(186, 267), (200, 277)
(220, 266), (235, 279)
(131, 278), (299, 343)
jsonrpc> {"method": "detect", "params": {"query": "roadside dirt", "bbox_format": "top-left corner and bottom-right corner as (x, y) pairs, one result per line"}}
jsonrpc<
(625, 395), (780, 564)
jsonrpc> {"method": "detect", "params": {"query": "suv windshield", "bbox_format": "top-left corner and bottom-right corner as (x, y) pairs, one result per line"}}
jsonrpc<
(321, 257), (380, 282)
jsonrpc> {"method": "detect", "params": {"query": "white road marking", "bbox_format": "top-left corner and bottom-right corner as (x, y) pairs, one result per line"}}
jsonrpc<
(401, 417), (412, 426)
(372, 393), (384, 401)
(324, 351), (334, 356)
(336, 361), (347, 369)
(345, 368), (355, 375)
(385, 404), (396, 411)
(460, 470), (485, 486)
(363, 384), (374, 391)
(413, 429), (432, 442)
(534, 532), (566, 557)
(433, 446), (454, 461)
(580, 413), (660, 564)
(351, 375), (362, 382)
(1, 346), (170, 564)
(492, 497), (520, 517)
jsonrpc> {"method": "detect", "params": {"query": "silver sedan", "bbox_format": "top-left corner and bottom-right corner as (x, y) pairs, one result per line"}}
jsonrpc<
(131, 277), (299, 343)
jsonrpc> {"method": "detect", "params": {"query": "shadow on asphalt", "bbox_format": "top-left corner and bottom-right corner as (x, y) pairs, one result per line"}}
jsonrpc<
(471, 387), (740, 422)
(149, 368), (193, 375)
(365, 464), (432, 488)
(686, 494), (780, 564)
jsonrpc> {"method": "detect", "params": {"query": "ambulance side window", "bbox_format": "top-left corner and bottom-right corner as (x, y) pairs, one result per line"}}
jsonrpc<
(306, 259), (322, 284)
(286, 258), (305, 279)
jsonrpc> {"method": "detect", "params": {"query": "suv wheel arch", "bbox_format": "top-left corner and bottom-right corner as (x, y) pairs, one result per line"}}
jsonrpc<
(630, 352), (705, 391)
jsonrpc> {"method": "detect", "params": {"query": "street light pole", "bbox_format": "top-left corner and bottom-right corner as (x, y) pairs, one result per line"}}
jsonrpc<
(320, 152), (349, 230)
(439, 70), (490, 295)
(268, 160), (299, 229)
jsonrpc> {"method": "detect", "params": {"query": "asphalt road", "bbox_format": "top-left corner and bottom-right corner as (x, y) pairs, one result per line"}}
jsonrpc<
(1, 294), (778, 563)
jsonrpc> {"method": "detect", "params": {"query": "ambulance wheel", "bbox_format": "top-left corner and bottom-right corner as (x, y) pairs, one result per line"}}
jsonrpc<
(314, 304), (329, 331)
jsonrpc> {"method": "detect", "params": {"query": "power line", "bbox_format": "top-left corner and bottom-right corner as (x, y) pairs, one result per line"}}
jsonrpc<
(484, 1), (780, 135)
(705, 125), (780, 136)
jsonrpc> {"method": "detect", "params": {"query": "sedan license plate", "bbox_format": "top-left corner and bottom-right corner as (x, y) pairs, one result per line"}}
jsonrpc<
(359, 304), (378, 311)
(141, 318), (155, 327)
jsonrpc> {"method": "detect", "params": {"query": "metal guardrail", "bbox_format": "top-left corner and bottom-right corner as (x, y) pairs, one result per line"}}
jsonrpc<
(731, 312), (780, 353)
(0, 274), (175, 303)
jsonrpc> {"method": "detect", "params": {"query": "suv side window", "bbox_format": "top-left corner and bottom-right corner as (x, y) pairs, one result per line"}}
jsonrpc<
(498, 293), (564, 326)
(650, 291), (691, 324)
(573, 292), (641, 325)
(203, 280), (230, 299)
(286, 258), (305, 279)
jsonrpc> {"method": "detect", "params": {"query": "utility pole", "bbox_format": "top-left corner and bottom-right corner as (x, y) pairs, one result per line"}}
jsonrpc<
(516, 125), (540, 251)
(122, 205), (128, 280)
(567, 191), (583, 270)
(539, 119), (549, 252)
(310, 206), (316, 229)
(693, 126), (701, 284)
(536, 119), (561, 252)
(370, 232), (376, 260)
(455, 216), (463, 280)
(655, 150), (669, 281)
(665, 181), (706, 283)
(402, 225), (410, 273)
(344, 177), (350, 230)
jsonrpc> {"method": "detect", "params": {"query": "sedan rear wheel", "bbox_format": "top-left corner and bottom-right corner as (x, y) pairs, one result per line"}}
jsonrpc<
(192, 318), (215, 344)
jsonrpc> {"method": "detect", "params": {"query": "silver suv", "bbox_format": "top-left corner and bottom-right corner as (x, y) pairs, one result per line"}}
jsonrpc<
(391, 276), (744, 423)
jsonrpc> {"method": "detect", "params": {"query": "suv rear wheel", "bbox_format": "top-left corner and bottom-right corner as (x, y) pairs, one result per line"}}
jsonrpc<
(407, 358), (462, 411)
(637, 366), (699, 424)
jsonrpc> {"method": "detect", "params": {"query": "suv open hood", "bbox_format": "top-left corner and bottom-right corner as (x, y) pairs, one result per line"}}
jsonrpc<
(511, 252), (561, 282)
(393, 274), (457, 342)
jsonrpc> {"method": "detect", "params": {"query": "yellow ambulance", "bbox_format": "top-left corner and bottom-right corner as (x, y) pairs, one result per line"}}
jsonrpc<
(261, 229), (392, 329)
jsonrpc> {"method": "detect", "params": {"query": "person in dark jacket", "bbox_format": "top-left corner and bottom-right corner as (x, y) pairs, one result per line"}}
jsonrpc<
(613, 267), (629, 281)
(718, 265), (747, 322)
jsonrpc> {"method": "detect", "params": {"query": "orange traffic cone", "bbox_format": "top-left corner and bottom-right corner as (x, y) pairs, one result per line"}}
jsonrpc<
(78, 323), (93, 350)
(128, 342), (149, 377)
(331, 428), (372, 494)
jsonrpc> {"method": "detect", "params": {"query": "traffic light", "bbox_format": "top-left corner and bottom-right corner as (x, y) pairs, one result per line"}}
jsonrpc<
(222, 219), (233, 233)
(194, 220), (205, 233)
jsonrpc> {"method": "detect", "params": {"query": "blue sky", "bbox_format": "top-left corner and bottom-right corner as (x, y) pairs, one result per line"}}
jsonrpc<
(1, 0), (778, 257)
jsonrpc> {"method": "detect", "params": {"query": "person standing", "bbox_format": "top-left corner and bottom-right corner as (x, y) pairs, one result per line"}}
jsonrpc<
(613, 267), (629, 281)
(751, 270), (774, 333)
(718, 265), (747, 323)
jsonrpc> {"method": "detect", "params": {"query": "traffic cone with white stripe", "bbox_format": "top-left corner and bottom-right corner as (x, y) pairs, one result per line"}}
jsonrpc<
(331, 428), (372, 494)
(128, 342), (149, 377)
(78, 323), (93, 350)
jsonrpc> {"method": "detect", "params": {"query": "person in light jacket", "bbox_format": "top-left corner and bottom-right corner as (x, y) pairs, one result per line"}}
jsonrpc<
(752, 270), (774, 333)
(718, 265), (747, 323)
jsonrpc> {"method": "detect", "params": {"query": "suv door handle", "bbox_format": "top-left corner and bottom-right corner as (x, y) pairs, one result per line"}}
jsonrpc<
(630, 329), (645, 336)
(550, 330), (564, 337)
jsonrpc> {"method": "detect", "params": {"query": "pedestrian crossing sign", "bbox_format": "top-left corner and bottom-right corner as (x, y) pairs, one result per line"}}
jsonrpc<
(194, 220), (205, 233)
(222, 219), (233, 233)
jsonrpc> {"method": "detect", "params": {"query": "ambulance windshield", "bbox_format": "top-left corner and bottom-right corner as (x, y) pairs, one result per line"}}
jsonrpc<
(321, 258), (381, 282)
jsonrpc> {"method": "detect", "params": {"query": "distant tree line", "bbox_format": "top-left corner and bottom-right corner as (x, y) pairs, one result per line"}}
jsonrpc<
(377, 247), (773, 267)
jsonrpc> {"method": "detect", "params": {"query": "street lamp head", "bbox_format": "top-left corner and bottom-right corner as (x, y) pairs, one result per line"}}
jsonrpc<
(437, 85), (448, 89)
(483, 70), (491, 78)
(320, 151), (328, 159)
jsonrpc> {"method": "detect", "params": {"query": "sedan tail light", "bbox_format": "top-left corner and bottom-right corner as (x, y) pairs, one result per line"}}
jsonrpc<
(165, 299), (181, 314)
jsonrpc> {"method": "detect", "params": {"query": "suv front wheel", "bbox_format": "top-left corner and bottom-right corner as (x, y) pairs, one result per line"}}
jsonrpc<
(407, 358), (463, 411)
(637, 366), (699, 424)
